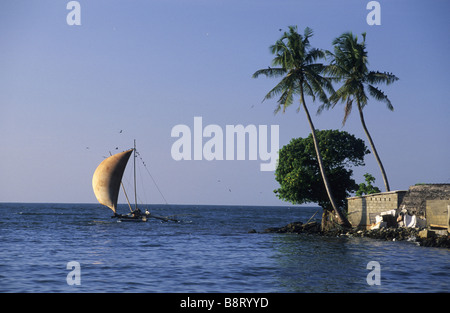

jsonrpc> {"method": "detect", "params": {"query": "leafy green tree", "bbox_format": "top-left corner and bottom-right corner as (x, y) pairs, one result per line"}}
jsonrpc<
(253, 26), (351, 228)
(321, 32), (398, 192)
(356, 173), (381, 196)
(275, 130), (369, 229)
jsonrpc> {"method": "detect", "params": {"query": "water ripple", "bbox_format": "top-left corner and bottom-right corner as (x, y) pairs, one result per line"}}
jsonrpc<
(0, 203), (449, 292)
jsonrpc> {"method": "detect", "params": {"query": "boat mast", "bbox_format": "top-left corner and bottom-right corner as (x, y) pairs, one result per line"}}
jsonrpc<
(133, 139), (138, 211)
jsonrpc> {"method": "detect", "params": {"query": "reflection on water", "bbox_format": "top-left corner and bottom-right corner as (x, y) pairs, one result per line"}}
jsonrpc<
(272, 234), (367, 292)
(271, 234), (450, 292)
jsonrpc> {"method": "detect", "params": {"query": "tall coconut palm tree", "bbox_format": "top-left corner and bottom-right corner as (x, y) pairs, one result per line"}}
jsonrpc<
(323, 32), (398, 192)
(253, 26), (351, 228)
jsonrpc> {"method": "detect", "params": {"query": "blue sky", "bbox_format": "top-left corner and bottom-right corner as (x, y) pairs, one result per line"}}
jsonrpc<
(1, 0), (449, 205)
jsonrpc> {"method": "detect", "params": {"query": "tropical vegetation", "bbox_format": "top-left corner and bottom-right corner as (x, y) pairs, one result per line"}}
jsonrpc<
(321, 32), (398, 192)
(253, 26), (397, 230)
(356, 173), (381, 196)
(253, 26), (351, 228)
(274, 130), (369, 230)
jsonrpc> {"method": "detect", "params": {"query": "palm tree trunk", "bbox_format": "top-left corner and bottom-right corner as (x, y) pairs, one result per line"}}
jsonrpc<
(300, 89), (351, 228)
(357, 101), (390, 192)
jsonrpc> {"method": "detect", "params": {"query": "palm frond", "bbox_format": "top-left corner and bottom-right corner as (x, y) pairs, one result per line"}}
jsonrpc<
(261, 73), (298, 115)
(356, 85), (369, 108)
(328, 31), (397, 114)
(304, 48), (325, 65)
(303, 26), (313, 39)
(302, 80), (316, 103)
(329, 83), (351, 105)
(367, 71), (399, 85)
(281, 88), (295, 113)
(342, 99), (353, 126)
(303, 69), (332, 104)
(316, 103), (327, 115)
(323, 64), (345, 82)
(274, 83), (295, 114)
(262, 75), (291, 101)
(252, 67), (286, 79)
(367, 85), (394, 111)
(254, 26), (335, 116)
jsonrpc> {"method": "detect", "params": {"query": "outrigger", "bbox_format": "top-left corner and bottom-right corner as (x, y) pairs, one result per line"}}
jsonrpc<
(92, 140), (178, 222)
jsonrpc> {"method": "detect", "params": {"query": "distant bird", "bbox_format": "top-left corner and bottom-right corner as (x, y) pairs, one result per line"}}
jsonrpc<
(119, 130), (123, 133)
(217, 179), (231, 192)
(115, 147), (118, 150)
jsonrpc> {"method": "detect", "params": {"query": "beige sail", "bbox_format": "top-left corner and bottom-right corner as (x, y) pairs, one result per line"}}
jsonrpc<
(92, 149), (133, 212)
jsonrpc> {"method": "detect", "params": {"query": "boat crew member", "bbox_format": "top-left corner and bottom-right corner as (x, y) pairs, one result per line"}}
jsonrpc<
(132, 208), (142, 217)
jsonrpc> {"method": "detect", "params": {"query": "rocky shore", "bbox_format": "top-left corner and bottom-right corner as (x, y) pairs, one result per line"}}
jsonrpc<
(259, 221), (450, 248)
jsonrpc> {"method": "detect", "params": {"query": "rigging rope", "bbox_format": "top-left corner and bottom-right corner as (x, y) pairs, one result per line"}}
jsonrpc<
(135, 149), (169, 205)
(121, 181), (134, 212)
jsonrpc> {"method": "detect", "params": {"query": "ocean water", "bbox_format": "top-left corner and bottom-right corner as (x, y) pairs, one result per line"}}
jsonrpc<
(0, 203), (449, 293)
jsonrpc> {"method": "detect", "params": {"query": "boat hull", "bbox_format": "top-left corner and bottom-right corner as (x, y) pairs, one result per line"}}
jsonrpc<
(118, 216), (147, 222)
(113, 214), (147, 222)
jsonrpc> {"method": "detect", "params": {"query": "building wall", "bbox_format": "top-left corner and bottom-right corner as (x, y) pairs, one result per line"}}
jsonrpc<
(426, 200), (450, 229)
(347, 191), (407, 228)
(399, 184), (450, 217)
(347, 184), (450, 229)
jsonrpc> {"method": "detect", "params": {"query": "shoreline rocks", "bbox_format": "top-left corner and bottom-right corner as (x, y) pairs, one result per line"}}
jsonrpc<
(262, 222), (450, 249)
(263, 221), (320, 234)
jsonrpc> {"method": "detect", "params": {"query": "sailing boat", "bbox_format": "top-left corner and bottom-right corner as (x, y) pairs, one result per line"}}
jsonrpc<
(92, 141), (147, 222)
